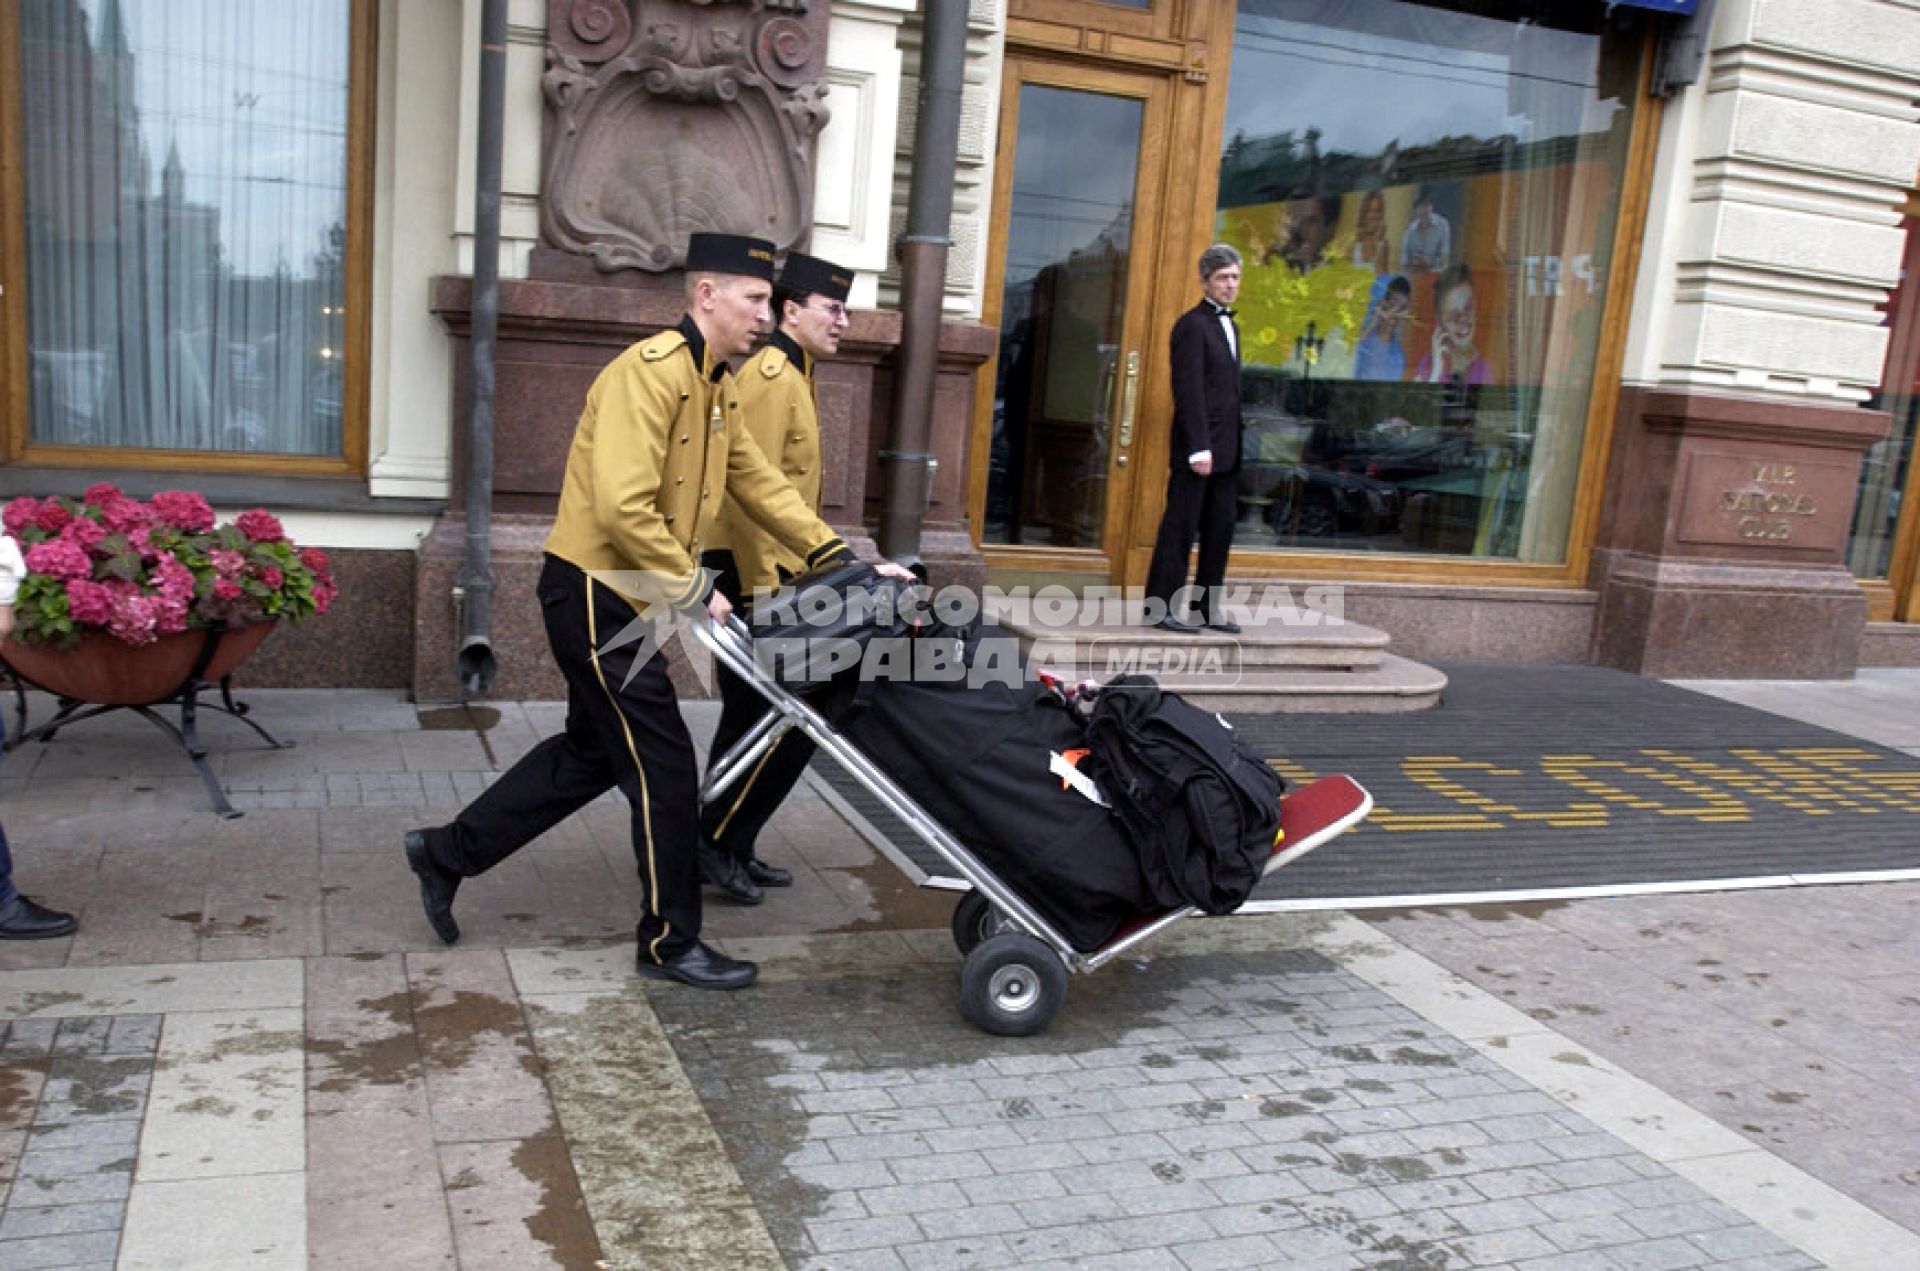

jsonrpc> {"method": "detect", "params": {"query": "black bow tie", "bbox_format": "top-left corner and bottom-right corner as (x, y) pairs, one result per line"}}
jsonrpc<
(1212, 305), (1238, 319)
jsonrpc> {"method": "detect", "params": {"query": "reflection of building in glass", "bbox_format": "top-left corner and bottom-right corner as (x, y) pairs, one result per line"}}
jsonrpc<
(1213, 0), (1634, 564)
(20, 0), (345, 456)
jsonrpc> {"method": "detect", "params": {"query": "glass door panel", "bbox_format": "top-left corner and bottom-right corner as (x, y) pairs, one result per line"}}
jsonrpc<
(1848, 206), (1920, 602)
(985, 85), (1145, 549)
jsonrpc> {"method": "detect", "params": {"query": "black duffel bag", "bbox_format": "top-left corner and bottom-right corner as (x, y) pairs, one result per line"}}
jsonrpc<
(823, 621), (1153, 953)
(1081, 675), (1284, 915)
(743, 560), (920, 690)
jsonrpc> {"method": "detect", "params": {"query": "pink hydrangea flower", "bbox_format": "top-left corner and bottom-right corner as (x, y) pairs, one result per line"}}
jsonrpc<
(236, 508), (285, 543)
(259, 565), (285, 591)
(3, 497), (40, 535)
(107, 591), (159, 646)
(64, 578), (113, 626)
(213, 578), (243, 602)
(82, 483), (123, 505)
(126, 524), (162, 560)
(299, 547), (330, 574)
(210, 549), (247, 577)
(313, 578), (339, 615)
(32, 500), (72, 534)
(152, 591), (191, 635)
(60, 517), (109, 553)
(24, 538), (93, 581)
(153, 556), (196, 602)
(99, 495), (152, 535)
(150, 490), (215, 533)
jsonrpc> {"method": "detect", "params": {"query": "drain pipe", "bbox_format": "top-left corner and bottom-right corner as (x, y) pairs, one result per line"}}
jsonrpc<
(456, 0), (507, 697)
(877, 0), (968, 564)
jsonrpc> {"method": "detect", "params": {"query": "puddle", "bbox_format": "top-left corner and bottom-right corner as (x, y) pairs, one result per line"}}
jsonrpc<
(416, 705), (502, 766)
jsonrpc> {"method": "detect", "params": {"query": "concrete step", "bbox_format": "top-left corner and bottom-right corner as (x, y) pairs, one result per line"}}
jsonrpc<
(1036, 653), (1447, 714)
(990, 604), (1393, 673)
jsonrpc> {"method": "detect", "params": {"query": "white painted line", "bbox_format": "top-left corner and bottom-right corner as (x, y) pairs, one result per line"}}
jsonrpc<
(1236, 869), (1920, 914)
(1304, 912), (1920, 1271)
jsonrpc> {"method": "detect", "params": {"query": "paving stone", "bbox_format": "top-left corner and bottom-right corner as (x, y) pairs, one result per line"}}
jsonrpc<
(137, 1008), (303, 1182)
(0, 1228), (120, 1269)
(47, 1021), (111, 1059)
(1623, 1201), (1742, 1240)
(806, 1214), (924, 1254)
(0, 1024), (56, 1061)
(3, 1172), (131, 1210)
(791, 1250), (906, 1271)
(1543, 1212), (1650, 1252)
(1602, 1236), (1713, 1269)
(0, 1201), (123, 1241)
(1176, 1231), (1285, 1268)
(885, 1152), (996, 1185)
(909, 1203), (1027, 1242)
(956, 1170), (1065, 1207)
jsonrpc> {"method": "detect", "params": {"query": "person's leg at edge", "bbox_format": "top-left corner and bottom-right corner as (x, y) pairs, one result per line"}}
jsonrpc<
(0, 713), (77, 940)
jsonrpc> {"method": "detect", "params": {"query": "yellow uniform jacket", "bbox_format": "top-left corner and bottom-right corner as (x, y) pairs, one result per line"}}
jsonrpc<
(545, 318), (846, 612)
(716, 332), (824, 598)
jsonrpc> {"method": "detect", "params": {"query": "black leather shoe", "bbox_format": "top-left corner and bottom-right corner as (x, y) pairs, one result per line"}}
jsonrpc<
(1154, 616), (1200, 634)
(404, 829), (461, 945)
(637, 940), (758, 990)
(1204, 618), (1242, 634)
(698, 840), (763, 905)
(743, 858), (793, 888)
(0, 896), (76, 940)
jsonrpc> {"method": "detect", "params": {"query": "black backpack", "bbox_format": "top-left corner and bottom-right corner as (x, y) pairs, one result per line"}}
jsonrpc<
(1082, 675), (1285, 915)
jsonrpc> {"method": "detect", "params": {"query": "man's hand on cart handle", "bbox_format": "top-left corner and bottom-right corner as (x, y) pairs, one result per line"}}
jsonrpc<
(873, 559), (916, 582)
(705, 590), (734, 625)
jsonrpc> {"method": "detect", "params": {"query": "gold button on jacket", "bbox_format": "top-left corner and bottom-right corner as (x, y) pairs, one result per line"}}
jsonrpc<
(545, 329), (844, 613)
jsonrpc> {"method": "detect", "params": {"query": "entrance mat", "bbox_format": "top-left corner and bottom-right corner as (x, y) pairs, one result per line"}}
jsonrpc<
(812, 665), (1920, 904)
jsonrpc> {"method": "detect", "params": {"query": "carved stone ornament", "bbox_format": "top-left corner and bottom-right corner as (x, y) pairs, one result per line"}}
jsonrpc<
(542, 0), (830, 273)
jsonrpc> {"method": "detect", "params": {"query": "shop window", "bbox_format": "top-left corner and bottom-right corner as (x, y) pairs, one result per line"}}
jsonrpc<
(1847, 209), (1919, 583)
(1215, 0), (1644, 562)
(4, 0), (360, 467)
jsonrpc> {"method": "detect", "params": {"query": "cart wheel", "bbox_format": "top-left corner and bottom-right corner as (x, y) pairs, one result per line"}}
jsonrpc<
(950, 890), (1005, 956)
(960, 933), (1068, 1037)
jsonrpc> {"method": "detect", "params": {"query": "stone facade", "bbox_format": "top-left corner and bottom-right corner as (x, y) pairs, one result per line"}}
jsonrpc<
(1597, 0), (1920, 677)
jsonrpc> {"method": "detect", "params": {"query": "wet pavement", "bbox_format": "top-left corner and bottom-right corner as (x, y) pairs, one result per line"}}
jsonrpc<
(0, 673), (1915, 1268)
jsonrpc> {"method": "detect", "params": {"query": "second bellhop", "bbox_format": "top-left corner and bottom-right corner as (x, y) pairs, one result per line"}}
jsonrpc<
(701, 334), (828, 879)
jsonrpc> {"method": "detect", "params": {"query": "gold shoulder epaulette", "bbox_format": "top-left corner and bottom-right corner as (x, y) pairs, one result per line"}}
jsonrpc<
(639, 329), (688, 363)
(759, 354), (783, 379)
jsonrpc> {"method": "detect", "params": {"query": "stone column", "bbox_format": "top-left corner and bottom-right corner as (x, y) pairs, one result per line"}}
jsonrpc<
(1594, 0), (1920, 678)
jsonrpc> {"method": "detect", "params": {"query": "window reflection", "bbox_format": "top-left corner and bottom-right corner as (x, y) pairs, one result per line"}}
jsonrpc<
(20, 0), (351, 457)
(1848, 215), (1919, 581)
(1218, 0), (1641, 562)
(987, 87), (1142, 547)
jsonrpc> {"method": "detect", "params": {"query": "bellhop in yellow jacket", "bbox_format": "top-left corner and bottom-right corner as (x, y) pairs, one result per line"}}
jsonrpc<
(544, 316), (847, 612)
(718, 330), (825, 598)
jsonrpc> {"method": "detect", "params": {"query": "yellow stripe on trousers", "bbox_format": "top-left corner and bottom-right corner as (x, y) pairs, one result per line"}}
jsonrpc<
(711, 743), (778, 841)
(584, 576), (669, 961)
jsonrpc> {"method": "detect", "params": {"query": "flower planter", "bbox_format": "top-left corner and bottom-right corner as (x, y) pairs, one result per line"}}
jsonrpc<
(0, 623), (275, 706)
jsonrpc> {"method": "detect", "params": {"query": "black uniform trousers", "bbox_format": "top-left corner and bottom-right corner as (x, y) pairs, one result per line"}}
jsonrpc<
(426, 554), (704, 963)
(1145, 462), (1238, 622)
(698, 549), (814, 862)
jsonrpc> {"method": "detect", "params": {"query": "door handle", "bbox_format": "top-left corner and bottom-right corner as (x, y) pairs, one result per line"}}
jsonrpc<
(1116, 350), (1140, 450)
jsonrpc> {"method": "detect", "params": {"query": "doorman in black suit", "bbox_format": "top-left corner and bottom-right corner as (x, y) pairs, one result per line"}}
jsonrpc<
(1145, 244), (1244, 634)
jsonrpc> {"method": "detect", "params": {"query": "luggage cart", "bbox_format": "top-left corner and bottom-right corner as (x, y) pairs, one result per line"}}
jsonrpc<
(694, 616), (1373, 1036)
